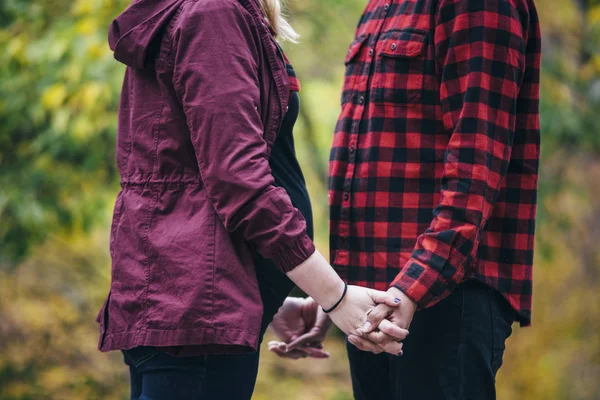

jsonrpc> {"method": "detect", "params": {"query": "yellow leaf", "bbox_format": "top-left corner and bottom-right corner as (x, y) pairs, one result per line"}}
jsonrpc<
(71, 116), (94, 140)
(71, 0), (94, 16)
(75, 17), (98, 36)
(41, 84), (68, 110)
(7, 37), (26, 59)
(81, 82), (104, 108)
(87, 41), (109, 60)
(588, 5), (600, 24)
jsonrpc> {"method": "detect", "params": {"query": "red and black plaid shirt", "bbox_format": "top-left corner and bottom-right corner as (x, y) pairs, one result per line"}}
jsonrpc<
(329, 0), (541, 325)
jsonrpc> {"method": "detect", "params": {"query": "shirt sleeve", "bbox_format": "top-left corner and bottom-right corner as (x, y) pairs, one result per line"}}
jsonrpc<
(171, 1), (314, 273)
(391, 0), (527, 307)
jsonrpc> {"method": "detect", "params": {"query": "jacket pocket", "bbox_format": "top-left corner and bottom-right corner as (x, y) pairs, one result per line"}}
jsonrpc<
(373, 30), (427, 107)
(342, 34), (369, 104)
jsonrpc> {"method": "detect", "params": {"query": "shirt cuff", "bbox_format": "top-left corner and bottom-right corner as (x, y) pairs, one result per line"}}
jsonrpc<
(270, 232), (316, 273)
(390, 259), (450, 309)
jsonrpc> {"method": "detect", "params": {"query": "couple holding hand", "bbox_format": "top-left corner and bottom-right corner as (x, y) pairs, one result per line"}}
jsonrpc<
(97, 0), (541, 399)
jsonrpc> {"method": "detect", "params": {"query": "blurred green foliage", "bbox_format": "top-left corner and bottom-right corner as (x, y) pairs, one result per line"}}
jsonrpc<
(1, 0), (599, 399)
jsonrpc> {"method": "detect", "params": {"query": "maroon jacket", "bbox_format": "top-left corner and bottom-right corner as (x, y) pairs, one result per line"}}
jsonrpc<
(96, 0), (315, 354)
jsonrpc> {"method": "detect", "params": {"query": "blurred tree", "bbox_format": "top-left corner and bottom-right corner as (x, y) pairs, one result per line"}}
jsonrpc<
(0, 0), (128, 265)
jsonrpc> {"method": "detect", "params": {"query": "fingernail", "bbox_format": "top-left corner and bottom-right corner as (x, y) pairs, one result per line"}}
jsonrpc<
(361, 322), (372, 332)
(394, 298), (401, 304)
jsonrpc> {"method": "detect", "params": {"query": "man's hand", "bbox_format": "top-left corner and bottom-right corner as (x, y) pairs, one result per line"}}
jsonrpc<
(348, 287), (417, 355)
(268, 297), (331, 359)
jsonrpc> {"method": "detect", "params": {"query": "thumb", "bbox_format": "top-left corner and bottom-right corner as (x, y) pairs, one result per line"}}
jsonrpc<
(286, 328), (321, 351)
(368, 289), (402, 308)
(357, 303), (394, 335)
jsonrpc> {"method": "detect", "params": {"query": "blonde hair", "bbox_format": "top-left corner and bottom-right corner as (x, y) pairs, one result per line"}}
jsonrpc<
(258, 0), (299, 43)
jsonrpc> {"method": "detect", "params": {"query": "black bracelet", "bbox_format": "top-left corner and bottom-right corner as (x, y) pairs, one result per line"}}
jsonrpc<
(323, 282), (348, 314)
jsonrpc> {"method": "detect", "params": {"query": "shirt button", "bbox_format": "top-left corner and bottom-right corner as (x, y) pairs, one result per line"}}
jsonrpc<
(384, 4), (390, 12)
(344, 192), (350, 201)
(358, 96), (365, 105)
(349, 145), (355, 154)
(368, 49), (374, 57)
(391, 43), (397, 51)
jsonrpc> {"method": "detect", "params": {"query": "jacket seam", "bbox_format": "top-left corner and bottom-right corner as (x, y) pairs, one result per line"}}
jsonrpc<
(151, 25), (176, 178)
(103, 326), (257, 336)
(210, 212), (216, 328)
(236, 0), (289, 155)
(140, 189), (160, 336)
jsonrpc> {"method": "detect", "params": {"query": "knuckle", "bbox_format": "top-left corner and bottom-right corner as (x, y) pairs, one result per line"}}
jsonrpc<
(372, 334), (387, 345)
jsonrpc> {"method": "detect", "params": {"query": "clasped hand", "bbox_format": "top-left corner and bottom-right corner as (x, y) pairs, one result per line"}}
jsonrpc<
(269, 286), (416, 358)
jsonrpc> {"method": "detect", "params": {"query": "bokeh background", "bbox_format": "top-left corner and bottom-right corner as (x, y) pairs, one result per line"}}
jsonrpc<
(1, 0), (600, 399)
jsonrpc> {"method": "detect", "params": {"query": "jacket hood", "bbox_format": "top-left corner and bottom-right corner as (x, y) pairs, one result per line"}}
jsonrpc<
(108, 0), (186, 69)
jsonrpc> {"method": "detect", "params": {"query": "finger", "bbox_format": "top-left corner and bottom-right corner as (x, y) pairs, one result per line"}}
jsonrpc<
(286, 329), (321, 351)
(347, 334), (384, 354)
(361, 331), (404, 355)
(377, 319), (409, 340)
(368, 289), (402, 308)
(270, 348), (308, 359)
(268, 341), (307, 354)
(268, 341), (285, 348)
(302, 347), (330, 359)
(269, 345), (309, 359)
(357, 304), (394, 334)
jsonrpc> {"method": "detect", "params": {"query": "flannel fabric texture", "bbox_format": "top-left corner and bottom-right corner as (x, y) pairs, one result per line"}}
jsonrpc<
(329, 0), (541, 325)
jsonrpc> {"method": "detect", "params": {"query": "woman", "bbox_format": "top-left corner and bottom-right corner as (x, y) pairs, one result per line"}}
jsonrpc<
(97, 0), (407, 398)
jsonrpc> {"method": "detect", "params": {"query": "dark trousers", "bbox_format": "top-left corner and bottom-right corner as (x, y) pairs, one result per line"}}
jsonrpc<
(347, 280), (518, 400)
(122, 257), (295, 400)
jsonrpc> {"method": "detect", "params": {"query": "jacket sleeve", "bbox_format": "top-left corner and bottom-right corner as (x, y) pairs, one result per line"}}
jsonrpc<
(171, 1), (314, 273)
(391, 0), (528, 307)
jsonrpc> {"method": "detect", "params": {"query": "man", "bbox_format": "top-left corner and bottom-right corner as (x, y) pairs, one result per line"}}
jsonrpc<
(275, 0), (541, 398)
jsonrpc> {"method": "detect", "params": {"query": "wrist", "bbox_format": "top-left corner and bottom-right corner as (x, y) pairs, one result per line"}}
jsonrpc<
(286, 250), (346, 309)
(322, 281), (348, 313)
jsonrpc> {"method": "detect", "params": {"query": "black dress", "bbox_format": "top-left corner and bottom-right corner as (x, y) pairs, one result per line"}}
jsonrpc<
(253, 78), (314, 342)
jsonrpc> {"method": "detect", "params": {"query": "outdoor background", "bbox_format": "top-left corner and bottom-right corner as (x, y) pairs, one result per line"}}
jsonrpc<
(1, 0), (600, 399)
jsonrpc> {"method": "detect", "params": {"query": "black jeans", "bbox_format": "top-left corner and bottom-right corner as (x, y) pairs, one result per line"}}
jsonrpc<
(347, 280), (518, 400)
(122, 256), (295, 400)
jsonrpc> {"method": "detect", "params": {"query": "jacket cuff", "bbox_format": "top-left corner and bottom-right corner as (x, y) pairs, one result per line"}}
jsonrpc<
(390, 259), (450, 309)
(270, 232), (316, 273)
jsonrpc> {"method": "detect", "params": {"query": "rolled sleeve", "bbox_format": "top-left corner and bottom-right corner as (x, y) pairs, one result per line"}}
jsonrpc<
(391, 0), (527, 307)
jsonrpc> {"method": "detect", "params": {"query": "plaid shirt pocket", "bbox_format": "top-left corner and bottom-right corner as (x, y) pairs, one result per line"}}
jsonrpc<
(342, 34), (369, 104)
(374, 29), (428, 107)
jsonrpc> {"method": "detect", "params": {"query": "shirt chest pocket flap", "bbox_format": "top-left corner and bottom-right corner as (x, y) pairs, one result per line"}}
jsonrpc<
(374, 30), (428, 106)
(342, 34), (369, 103)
